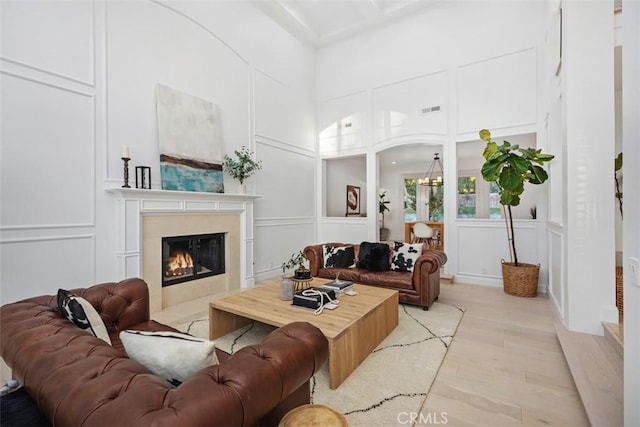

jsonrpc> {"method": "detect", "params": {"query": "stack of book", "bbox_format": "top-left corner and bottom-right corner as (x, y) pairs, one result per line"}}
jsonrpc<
(320, 279), (353, 296)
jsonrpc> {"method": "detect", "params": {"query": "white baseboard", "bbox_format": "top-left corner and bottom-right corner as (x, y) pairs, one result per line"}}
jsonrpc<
(453, 274), (503, 288)
(453, 273), (548, 293)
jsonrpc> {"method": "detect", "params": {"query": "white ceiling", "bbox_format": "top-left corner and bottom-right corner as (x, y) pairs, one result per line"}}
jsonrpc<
(253, 0), (441, 47)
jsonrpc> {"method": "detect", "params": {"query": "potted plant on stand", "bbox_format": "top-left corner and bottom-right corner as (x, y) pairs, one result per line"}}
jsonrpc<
(379, 192), (390, 241)
(280, 251), (309, 300)
(223, 146), (263, 194)
(479, 129), (554, 297)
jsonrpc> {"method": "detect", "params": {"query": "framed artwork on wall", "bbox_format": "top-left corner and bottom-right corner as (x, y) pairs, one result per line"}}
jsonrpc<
(156, 84), (224, 193)
(346, 185), (360, 216)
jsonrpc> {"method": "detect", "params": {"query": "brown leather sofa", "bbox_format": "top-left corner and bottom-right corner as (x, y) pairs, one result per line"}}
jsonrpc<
(304, 242), (447, 310)
(0, 278), (328, 426)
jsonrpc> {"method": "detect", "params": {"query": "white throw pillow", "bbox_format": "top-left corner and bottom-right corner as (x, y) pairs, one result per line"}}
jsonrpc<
(390, 242), (424, 273)
(57, 289), (112, 345)
(120, 330), (219, 385)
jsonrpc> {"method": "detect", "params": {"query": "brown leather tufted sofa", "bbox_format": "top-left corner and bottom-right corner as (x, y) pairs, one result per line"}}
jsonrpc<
(0, 278), (329, 426)
(304, 242), (447, 310)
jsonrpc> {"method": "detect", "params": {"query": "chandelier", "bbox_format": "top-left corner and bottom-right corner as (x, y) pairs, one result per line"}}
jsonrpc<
(418, 153), (444, 187)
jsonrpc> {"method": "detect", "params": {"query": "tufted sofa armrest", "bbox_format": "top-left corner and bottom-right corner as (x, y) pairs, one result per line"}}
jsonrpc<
(413, 250), (447, 277)
(304, 244), (324, 276)
(413, 249), (447, 308)
(132, 322), (329, 426)
(72, 278), (152, 334)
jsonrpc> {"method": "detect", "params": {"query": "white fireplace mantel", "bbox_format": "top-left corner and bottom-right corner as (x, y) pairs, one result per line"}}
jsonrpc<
(107, 188), (259, 289)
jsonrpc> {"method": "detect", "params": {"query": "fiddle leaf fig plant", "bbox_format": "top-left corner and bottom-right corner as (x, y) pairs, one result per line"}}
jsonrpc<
(615, 152), (623, 219)
(480, 129), (554, 266)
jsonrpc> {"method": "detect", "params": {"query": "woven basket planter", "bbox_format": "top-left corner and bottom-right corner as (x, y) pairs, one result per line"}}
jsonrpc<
(501, 260), (540, 297)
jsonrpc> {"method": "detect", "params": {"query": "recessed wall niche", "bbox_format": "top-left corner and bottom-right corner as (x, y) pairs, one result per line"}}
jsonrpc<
(456, 133), (539, 220)
(324, 156), (367, 217)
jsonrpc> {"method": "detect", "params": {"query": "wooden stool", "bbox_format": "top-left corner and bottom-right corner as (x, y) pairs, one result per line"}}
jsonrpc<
(279, 404), (347, 427)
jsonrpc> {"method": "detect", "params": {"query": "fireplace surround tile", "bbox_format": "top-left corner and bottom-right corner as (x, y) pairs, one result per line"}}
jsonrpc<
(108, 188), (258, 313)
(143, 214), (240, 311)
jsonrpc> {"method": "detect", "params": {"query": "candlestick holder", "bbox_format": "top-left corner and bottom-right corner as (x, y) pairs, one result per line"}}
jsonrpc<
(122, 157), (131, 188)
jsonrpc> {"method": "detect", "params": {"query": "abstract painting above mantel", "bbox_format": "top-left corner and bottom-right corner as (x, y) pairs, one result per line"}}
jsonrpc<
(156, 84), (224, 193)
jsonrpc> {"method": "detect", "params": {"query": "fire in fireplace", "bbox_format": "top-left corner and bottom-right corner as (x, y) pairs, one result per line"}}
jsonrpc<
(162, 233), (225, 286)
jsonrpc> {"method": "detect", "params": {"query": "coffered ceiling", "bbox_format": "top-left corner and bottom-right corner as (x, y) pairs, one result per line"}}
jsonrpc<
(253, 0), (442, 47)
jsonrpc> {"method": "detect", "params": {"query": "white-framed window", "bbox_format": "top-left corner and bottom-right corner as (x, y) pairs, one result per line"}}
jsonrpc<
(457, 175), (477, 218)
(404, 176), (443, 222)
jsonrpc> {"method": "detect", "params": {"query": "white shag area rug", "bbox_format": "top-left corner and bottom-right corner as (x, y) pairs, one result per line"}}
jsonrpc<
(176, 302), (463, 427)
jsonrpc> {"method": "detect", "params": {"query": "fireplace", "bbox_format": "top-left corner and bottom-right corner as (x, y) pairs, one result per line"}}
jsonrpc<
(162, 233), (225, 287)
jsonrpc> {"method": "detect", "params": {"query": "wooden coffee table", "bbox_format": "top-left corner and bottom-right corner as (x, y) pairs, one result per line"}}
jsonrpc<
(209, 280), (398, 389)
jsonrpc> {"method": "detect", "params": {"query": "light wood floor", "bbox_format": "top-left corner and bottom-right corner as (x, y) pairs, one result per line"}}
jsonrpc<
(152, 281), (590, 426)
(421, 282), (590, 426)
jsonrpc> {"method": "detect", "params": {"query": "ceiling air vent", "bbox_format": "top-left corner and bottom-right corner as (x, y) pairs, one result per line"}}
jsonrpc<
(421, 106), (442, 114)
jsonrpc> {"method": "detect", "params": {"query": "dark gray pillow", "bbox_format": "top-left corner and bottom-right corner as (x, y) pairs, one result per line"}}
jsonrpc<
(356, 242), (390, 272)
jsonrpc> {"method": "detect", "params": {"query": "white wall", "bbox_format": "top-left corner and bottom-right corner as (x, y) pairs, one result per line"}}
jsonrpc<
(316, 0), (546, 283)
(614, 87), (623, 254)
(1, 0), (100, 302)
(622, 0), (640, 422)
(553, 0), (617, 334)
(0, 0), (316, 303)
(325, 156), (367, 217)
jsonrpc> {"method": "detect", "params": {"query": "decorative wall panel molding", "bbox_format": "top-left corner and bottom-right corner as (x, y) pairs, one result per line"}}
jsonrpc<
(254, 69), (315, 151)
(256, 217), (316, 227)
(0, 73), (95, 229)
(253, 221), (315, 279)
(255, 135), (316, 158)
(457, 220), (538, 281)
(0, 235), (96, 304)
(0, 0), (95, 85)
(151, 0), (249, 64)
(318, 217), (370, 244)
(373, 133), (449, 151)
(254, 143), (315, 219)
(372, 71), (448, 141)
(318, 91), (367, 154)
(105, 0), (250, 183)
(548, 224), (565, 318)
(457, 48), (537, 134)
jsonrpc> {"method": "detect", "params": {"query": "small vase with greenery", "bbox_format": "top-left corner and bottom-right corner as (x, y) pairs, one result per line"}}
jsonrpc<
(281, 251), (310, 279)
(480, 129), (554, 267)
(223, 146), (263, 186)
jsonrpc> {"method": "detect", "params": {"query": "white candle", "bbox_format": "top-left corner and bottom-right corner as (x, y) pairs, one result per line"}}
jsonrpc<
(121, 145), (130, 158)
